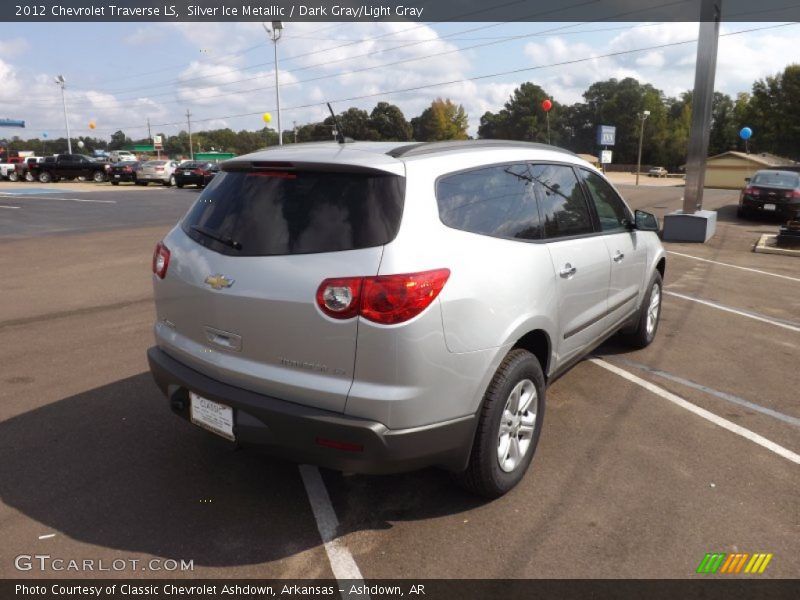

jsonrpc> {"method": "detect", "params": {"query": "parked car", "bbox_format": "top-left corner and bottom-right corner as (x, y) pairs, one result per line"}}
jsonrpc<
(136, 160), (179, 186)
(648, 167), (668, 178)
(29, 154), (107, 183)
(0, 156), (25, 180)
(147, 140), (666, 498)
(738, 170), (800, 220)
(109, 150), (136, 163)
(202, 163), (221, 187)
(6, 156), (43, 181)
(174, 161), (216, 188)
(108, 161), (141, 185)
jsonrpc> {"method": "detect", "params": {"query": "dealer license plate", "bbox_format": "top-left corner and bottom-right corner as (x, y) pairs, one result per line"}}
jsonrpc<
(114, 174), (121, 178)
(190, 392), (235, 441)
(764, 203), (776, 211)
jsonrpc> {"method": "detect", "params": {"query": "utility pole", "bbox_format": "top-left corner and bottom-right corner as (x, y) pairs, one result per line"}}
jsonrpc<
(147, 118), (152, 142)
(662, 0), (722, 242)
(293, 120), (297, 144)
(186, 109), (193, 160)
(635, 110), (650, 186)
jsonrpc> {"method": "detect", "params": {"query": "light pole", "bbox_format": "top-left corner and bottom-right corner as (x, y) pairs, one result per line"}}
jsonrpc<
(263, 21), (284, 145)
(635, 110), (650, 186)
(54, 75), (72, 154)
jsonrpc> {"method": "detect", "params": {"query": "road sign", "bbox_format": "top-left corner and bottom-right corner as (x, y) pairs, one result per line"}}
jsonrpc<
(600, 150), (613, 164)
(153, 135), (163, 150)
(597, 125), (616, 146)
(0, 119), (25, 128)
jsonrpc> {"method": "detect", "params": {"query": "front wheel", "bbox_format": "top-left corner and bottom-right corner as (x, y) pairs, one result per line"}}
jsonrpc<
(621, 271), (663, 349)
(93, 171), (106, 183)
(39, 172), (52, 183)
(7, 171), (18, 182)
(453, 349), (545, 498)
(25, 172), (35, 182)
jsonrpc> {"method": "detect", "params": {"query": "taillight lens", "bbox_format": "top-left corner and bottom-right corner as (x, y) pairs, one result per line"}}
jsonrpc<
(316, 269), (450, 325)
(152, 242), (170, 279)
(744, 187), (759, 196)
(790, 189), (800, 198)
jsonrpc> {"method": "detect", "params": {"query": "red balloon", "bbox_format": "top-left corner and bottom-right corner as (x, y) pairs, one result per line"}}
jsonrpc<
(542, 99), (553, 112)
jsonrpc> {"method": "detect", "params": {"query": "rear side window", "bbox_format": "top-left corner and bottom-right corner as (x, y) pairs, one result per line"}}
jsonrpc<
(182, 169), (405, 256)
(531, 164), (594, 239)
(436, 164), (543, 241)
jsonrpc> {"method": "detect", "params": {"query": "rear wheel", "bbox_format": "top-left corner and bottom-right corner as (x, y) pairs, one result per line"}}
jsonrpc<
(111, 181), (119, 186)
(454, 349), (545, 498)
(7, 171), (18, 182)
(167, 175), (176, 187)
(93, 171), (105, 183)
(135, 181), (147, 186)
(25, 172), (34, 182)
(621, 271), (662, 349)
(737, 205), (750, 219)
(176, 181), (184, 188)
(39, 172), (52, 183)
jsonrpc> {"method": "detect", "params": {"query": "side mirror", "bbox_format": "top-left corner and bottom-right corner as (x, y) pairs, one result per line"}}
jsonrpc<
(634, 209), (659, 231)
(744, 177), (751, 183)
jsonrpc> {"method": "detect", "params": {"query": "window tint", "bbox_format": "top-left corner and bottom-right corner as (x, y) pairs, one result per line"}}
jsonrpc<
(436, 164), (542, 241)
(751, 171), (799, 188)
(530, 164), (594, 238)
(580, 169), (631, 232)
(182, 169), (405, 256)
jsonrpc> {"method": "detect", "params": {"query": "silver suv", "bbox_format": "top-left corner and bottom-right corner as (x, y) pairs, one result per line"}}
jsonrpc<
(148, 140), (665, 497)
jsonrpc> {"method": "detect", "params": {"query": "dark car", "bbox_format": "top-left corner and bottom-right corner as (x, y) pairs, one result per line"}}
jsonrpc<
(202, 163), (220, 187)
(108, 161), (141, 185)
(174, 161), (216, 188)
(738, 170), (800, 220)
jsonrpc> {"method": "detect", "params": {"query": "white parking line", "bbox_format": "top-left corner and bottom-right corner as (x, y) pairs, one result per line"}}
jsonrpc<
(665, 290), (800, 333)
(0, 195), (116, 204)
(0, 205), (21, 209)
(589, 358), (800, 465)
(667, 250), (800, 283)
(299, 465), (368, 591)
(38, 533), (56, 540)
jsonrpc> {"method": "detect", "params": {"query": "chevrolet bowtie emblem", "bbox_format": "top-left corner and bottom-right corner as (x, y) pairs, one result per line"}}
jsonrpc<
(204, 274), (234, 290)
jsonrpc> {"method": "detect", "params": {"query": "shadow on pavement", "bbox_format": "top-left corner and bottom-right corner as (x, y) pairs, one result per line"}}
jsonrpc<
(0, 373), (487, 567)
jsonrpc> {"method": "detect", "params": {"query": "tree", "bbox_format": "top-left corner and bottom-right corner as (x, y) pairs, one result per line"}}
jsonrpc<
(108, 130), (131, 151)
(369, 102), (412, 140)
(411, 98), (469, 141)
(477, 82), (557, 143)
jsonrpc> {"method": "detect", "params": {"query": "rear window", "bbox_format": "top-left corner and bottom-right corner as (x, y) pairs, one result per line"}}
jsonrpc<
(181, 169), (405, 256)
(751, 171), (799, 188)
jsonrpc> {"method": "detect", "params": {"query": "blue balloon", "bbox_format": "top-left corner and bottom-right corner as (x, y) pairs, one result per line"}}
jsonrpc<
(739, 127), (752, 140)
(42, 132), (48, 138)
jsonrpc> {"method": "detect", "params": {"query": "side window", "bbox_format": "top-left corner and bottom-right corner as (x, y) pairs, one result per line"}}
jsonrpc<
(436, 163), (543, 241)
(530, 164), (594, 239)
(580, 169), (631, 232)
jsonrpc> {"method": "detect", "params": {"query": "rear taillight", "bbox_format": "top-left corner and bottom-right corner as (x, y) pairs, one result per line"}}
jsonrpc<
(152, 242), (170, 279)
(316, 269), (450, 325)
(192, 168), (208, 175)
(789, 189), (800, 198)
(744, 187), (759, 196)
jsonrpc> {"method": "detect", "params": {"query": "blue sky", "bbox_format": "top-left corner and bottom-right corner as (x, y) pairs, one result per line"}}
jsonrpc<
(0, 20), (797, 141)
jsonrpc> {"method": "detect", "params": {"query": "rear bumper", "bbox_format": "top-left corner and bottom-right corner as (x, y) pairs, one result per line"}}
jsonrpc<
(741, 196), (800, 218)
(147, 346), (476, 474)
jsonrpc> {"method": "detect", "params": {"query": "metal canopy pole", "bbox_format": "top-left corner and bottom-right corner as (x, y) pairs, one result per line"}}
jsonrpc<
(683, 0), (721, 213)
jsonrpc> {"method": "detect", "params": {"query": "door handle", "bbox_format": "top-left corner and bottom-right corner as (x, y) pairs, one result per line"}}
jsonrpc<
(559, 263), (577, 278)
(613, 251), (625, 263)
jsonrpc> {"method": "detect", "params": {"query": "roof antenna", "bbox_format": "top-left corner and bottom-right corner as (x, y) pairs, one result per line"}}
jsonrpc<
(327, 102), (352, 144)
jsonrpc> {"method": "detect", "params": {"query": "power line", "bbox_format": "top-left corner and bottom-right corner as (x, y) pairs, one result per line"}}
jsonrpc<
(80, 22), (799, 136)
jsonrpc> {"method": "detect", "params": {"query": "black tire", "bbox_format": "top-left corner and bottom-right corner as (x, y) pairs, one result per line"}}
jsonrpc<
(111, 181), (119, 186)
(166, 175), (176, 187)
(620, 271), (663, 349)
(93, 171), (105, 183)
(38, 172), (52, 183)
(176, 182), (184, 188)
(25, 172), (34, 182)
(135, 181), (147, 186)
(453, 349), (546, 498)
(7, 172), (18, 182)
(737, 206), (749, 219)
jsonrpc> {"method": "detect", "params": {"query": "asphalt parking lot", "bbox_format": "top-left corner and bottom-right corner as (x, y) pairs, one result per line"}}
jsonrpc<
(0, 178), (797, 581)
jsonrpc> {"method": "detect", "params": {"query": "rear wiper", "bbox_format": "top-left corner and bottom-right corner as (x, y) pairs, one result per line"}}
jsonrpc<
(191, 226), (242, 250)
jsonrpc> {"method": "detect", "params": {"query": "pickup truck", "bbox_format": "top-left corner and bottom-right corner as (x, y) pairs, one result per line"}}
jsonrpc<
(29, 154), (107, 183)
(0, 156), (25, 180)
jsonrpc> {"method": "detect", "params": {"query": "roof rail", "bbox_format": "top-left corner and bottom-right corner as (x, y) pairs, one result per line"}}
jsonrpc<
(386, 140), (578, 159)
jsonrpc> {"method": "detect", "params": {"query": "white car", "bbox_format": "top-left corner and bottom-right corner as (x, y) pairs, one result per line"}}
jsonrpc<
(109, 150), (136, 163)
(136, 160), (179, 186)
